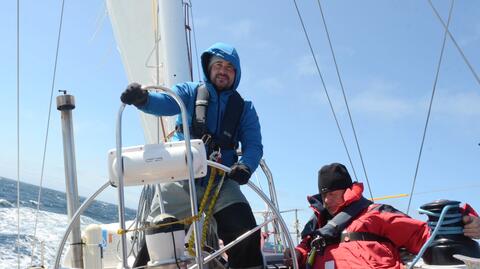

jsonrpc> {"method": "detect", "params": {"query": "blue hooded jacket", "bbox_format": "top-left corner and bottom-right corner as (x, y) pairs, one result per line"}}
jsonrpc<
(139, 42), (263, 173)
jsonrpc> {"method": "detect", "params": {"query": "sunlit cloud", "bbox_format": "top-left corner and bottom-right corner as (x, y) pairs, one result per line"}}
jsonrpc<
(227, 19), (254, 41)
(295, 55), (318, 77)
(350, 79), (416, 120)
(457, 23), (480, 47)
(348, 79), (480, 121)
(257, 77), (285, 95)
(433, 90), (480, 118)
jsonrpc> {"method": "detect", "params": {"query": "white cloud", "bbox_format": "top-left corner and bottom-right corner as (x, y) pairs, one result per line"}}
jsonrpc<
(295, 55), (318, 77)
(347, 79), (480, 121)
(257, 77), (285, 95)
(433, 90), (480, 118)
(350, 79), (416, 120)
(228, 19), (254, 41)
(458, 23), (480, 48)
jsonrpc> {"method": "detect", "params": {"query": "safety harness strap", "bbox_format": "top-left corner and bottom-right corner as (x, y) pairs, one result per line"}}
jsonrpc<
(192, 83), (210, 138)
(216, 90), (244, 149)
(317, 196), (372, 238)
(339, 231), (392, 244)
(180, 83), (245, 151)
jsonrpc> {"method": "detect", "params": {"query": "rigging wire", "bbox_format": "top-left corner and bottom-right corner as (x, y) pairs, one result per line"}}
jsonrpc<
(315, 0), (373, 200)
(184, 1), (194, 80)
(89, 3), (114, 70)
(406, 0), (455, 214)
(291, 0), (359, 183)
(16, 0), (20, 268)
(29, 0), (67, 265)
(427, 0), (480, 88)
(89, 1), (107, 43)
(188, 0), (202, 81)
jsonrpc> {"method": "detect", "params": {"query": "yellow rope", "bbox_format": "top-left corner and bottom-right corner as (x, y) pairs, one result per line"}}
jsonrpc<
(117, 168), (224, 258)
(371, 193), (409, 201)
(187, 167), (218, 255)
(201, 171), (225, 246)
(117, 214), (200, 235)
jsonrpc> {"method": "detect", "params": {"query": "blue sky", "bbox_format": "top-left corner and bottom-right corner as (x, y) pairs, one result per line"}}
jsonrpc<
(1, 0), (480, 233)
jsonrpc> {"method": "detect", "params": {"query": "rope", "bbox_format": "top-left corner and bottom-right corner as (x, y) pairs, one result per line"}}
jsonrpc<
(315, 0), (373, 200)
(407, 204), (459, 269)
(121, 168), (225, 256)
(29, 0), (67, 266)
(420, 209), (463, 235)
(427, 0), (480, 87)
(201, 171), (226, 248)
(187, 167), (218, 255)
(16, 0), (21, 268)
(117, 215), (200, 235)
(291, 0), (359, 182)
(406, 0), (454, 214)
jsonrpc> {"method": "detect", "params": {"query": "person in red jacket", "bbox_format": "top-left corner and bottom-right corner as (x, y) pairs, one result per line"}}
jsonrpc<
(286, 163), (480, 269)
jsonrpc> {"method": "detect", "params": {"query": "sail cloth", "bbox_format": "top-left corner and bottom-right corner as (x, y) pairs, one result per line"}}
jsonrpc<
(106, 0), (191, 143)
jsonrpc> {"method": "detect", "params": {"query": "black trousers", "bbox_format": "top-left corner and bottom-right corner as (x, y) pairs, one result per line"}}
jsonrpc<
(214, 202), (263, 268)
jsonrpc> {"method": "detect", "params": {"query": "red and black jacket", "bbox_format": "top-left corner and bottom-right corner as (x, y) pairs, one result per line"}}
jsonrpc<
(296, 183), (429, 269)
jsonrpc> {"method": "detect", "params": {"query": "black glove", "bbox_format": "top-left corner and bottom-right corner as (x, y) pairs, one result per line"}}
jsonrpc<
(228, 163), (251, 185)
(120, 82), (148, 107)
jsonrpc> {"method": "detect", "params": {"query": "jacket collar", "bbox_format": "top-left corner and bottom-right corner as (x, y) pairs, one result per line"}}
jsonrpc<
(307, 182), (365, 216)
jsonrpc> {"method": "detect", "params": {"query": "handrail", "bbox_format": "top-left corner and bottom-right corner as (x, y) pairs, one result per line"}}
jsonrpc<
(206, 161), (299, 269)
(54, 85), (296, 269)
(259, 159), (287, 251)
(53, 181), (111, 269)
(141, 85), (203, 269)
(114, 103), (129, 268)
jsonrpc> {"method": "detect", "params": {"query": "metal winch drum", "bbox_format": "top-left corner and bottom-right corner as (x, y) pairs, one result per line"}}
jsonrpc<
(421, 200), (480, 265)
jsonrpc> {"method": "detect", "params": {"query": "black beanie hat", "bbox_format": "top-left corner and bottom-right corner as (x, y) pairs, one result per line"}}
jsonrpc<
(318, 163), (353, 193)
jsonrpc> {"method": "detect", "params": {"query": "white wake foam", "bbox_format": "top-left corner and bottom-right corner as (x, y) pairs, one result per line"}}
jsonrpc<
(0, 207), (99, 268)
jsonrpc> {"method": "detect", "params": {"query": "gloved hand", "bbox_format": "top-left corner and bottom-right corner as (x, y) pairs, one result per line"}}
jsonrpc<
(228, 163), (251, 185)
(120, 82), (148, 107)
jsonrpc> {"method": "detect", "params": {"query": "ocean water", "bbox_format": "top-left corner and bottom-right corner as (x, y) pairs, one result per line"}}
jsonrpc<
(0, 177), (136, 268)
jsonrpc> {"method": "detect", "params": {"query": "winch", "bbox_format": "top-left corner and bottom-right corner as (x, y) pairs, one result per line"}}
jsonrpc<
(420, 200), (480, 265)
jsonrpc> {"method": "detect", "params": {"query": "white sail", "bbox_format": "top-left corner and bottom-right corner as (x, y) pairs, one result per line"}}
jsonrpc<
(106, 0), (191, 144)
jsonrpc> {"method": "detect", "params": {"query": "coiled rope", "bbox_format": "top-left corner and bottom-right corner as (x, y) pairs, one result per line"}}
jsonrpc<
(407, 204), (461, 269)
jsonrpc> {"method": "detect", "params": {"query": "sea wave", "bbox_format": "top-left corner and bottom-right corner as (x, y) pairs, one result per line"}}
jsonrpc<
(0, 198), (14, 208)
(0, 207), (99, 268)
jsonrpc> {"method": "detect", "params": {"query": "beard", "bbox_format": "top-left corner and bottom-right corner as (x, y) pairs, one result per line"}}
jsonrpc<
(212, 75), (233, 91)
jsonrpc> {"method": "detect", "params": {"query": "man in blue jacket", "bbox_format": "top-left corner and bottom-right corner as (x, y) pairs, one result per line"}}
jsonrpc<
(121, 42), (264, 268)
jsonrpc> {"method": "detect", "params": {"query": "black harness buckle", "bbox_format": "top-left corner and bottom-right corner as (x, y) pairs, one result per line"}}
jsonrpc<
(311, 235), (326, 249)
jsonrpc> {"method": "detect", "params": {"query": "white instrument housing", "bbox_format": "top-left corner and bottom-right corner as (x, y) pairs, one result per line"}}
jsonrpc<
(146, 229), (186, 265)
(108, 139), (207, 186)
